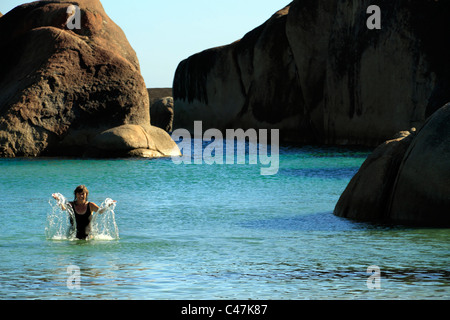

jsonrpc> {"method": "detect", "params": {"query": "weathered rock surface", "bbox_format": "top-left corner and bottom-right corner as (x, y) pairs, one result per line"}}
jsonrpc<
(89, 124), (180, 158)
(147, 88), (174, 132)
(0, 0), (179, 158)
(388, 104), (450, 226)
(334, 104), (450, 227)
(173, 0), (450, 146)
(148, 88), (172, 105)
(150, 96), (174, 132)
(334, 129), (416, 222)
(174, 6), (304, 141)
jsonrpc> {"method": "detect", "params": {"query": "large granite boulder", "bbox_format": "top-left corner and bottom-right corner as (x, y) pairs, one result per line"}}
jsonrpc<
(321, 0), (449, 146)
(285, 0), (337, 144)
(334, 129), (416, 222)
(173, 0), (450, 146)
(173, 42), (247, 134)
(174, 6), (304, 141)
(0, 0), (178, 158)
(335, 103), (450, 227)
(388, 104), (450, 226)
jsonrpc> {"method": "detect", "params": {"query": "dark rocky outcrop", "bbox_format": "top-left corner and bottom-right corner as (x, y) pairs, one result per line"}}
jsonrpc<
(148, 88), (172, 105)
(147, 88), (174, 132)
(173, 0), (450, 146)
(387, 104), (450, 226)
(334, 103), (450, 227)
(150, 97), (174, 132)
(174, 6), (304, 140)
(334, 129), (416, 222)
(0, 0), (179, 158)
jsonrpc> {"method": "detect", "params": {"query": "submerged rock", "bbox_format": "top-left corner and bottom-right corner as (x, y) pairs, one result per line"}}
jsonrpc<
(0, 0), (179, 158)
(334, 103), (450, 227)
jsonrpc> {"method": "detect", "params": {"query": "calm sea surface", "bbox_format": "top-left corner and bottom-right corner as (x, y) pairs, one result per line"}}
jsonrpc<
(0, 140), (448, 299)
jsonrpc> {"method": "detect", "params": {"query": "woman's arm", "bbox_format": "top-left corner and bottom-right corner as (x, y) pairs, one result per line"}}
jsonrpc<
(90, 200), (116, 215)
(52, 193), (68, 211)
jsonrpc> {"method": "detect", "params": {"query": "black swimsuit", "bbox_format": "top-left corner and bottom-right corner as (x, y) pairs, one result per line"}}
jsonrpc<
(70, 202), (92, 239)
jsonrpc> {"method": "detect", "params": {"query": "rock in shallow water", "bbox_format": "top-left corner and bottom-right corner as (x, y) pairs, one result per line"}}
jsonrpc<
(388, 104), (450, 226)
(334, 103), (450, 227)
(89, 124), (180, 158)
(0, 0), (179, 158)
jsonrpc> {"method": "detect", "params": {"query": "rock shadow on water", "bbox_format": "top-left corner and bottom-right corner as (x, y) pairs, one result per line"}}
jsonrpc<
(279, 167), (361, 179)
(240, 212), (401, 232)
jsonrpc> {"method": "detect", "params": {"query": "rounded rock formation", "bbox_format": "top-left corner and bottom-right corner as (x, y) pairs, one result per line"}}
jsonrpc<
(150, 97), (174, 132)
(0, 0), (178, 158)
(388, 104), (450, 226)
(335, 103), (450, 227)
(89, 124), (180, 158)
(173, 0), (450, 146)
(334, 129), (416, 222)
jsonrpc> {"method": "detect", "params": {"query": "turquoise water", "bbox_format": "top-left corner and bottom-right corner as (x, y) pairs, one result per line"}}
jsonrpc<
(0, 141), (448, 299)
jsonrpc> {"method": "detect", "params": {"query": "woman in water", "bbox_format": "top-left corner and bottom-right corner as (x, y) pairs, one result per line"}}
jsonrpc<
(52, 185), (116, 239)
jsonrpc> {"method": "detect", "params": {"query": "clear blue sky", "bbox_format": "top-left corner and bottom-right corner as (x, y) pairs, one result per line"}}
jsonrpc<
(1, 0), (290, 88)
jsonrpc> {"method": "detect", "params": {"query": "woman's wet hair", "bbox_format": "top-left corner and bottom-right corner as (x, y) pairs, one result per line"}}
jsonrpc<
(74, 185), (89, 201)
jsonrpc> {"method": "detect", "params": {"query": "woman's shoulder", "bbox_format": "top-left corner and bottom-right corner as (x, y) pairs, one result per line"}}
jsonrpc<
(89, 202), (99, 209)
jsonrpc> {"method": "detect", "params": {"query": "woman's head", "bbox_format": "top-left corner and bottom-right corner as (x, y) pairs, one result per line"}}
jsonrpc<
(74, 185), (89, 201)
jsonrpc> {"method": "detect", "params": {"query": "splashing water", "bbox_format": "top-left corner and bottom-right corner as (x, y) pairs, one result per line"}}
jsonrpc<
(90, 198), (119, 240)
(46, 194), (119, 241)
(45, 193), (76, 240)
